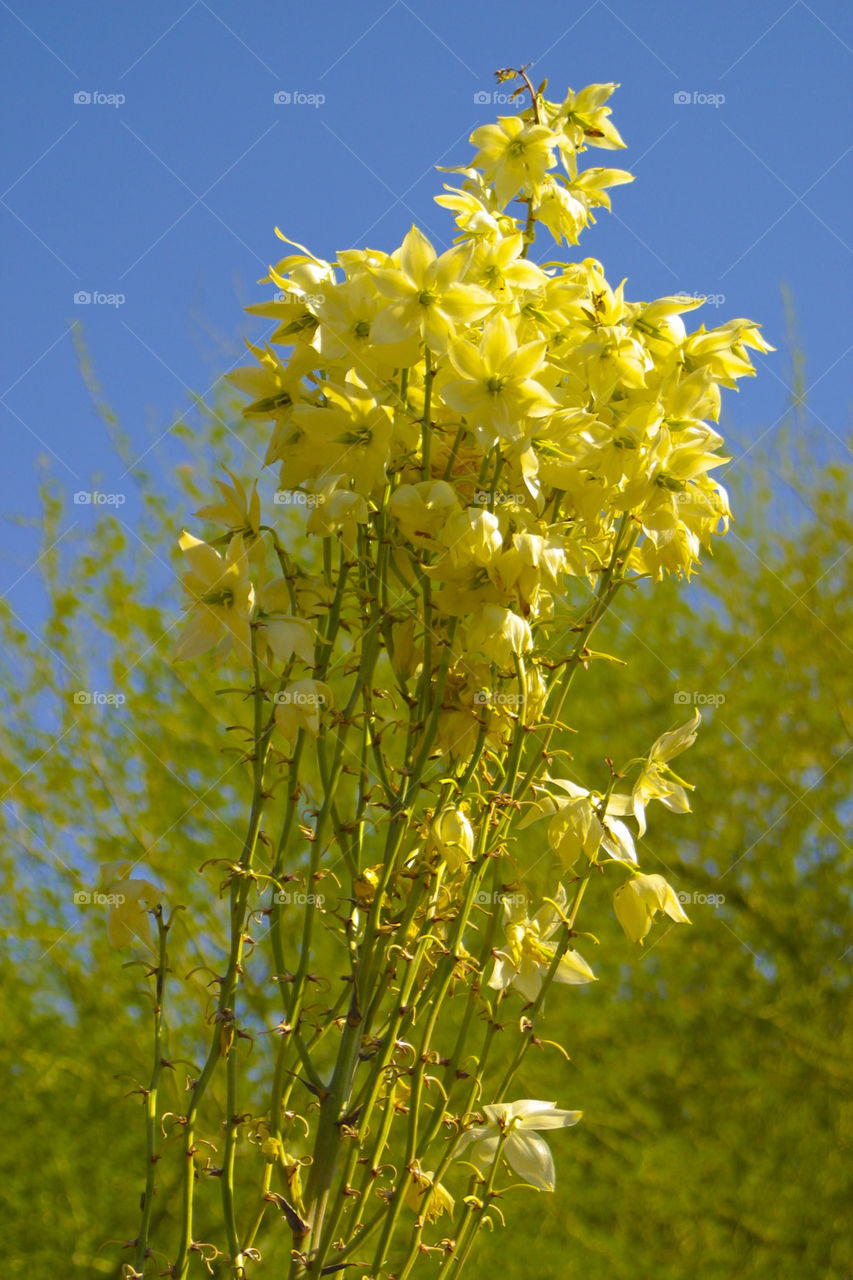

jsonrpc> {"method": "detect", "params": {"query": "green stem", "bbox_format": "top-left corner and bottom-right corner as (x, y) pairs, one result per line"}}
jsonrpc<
(134, 907), (168, 1276)
(445, 1134), (507, 1279)
(221, 1035), (242, 1273)
(173, 631), (272, 1279)
(421, 348), (433, 478)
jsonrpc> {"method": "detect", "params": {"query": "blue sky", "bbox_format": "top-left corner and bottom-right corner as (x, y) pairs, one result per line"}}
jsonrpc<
(2, 0), (851, 627)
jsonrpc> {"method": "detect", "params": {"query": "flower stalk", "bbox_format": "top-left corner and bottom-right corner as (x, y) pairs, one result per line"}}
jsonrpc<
(109, 62), (768, 1280)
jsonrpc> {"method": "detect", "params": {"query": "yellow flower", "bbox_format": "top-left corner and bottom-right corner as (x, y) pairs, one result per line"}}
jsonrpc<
(468, 232), (549, 295)
(353, 865), (381, 905)
(469, 116), (560, 206)
(613, 872), (690, 944)
(434, 170), (518, 239)
(683, 319), (774, 388)
(388, 480), (462, 550)
(312, 274), (420, 375)
(174, 532), (255, 666)
(195, 467), (265, 574)
(455, 1099), (582, 1191)
(97, 861), (160, 951)
(281, 382), (394, 495)
(195, 467), (260, 540)
(226, 341), (313, 419)
(465, 604), (532, 666)
(519, 777), (639, 868)
(536, 168), (634, 245)
(428, 807), (475, 873)
(443, 315), (557, 446)
(490, 530), (572, 612)
(305, 485), (369, 553)
(628, 709), (701, 836)
(489, 883), (596, 1001)
(535, 178), (590, 246)
(274, 679), (333, 743)
(244, 236), (335, 344)
(439, 506), (504, 567)
(369, 225), (493, 355)
(551, 83), (626, 156)
(256, 579), (316, 670)
(403, 1165), (455, 1222)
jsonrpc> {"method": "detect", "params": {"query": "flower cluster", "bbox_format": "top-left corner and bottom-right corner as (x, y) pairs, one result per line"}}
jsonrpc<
(177, 81), (768, 685)
(157, 70), (767, 1278)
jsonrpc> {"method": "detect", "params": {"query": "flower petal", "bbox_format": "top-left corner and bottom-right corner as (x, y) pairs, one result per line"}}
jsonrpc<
(512, 1101), (583, 1130)
(399, 225), (436, 286)
(554, 949), (597, 984)
(505, 1131), (555, 1190)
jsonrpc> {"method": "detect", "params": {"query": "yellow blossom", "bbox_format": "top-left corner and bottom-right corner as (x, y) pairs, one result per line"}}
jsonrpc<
(174, 532), (255, 666)
(97, 861), (160, 951)
(613, 872), (691, 944)
(489, 884), (596, 1000)
(404, 1165), (455, 1222)
(455, 1099), (582, 1190)
(369, 225), (493, 355)
(443, 315), (557, 446)
(274, 679), (333, 743)
(428, 807), (475, 872)
(469, 116), (560, 206)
